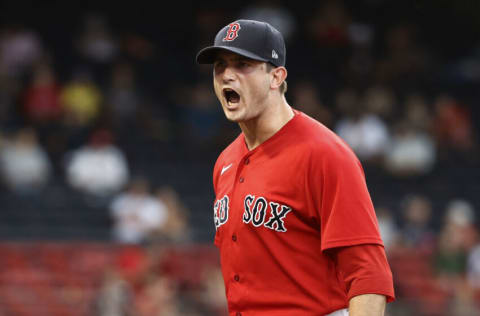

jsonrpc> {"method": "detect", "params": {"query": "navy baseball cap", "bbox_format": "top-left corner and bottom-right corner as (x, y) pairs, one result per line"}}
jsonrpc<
(196, 19), (286, 67)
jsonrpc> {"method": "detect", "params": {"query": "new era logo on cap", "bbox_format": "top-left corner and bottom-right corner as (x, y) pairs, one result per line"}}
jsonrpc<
(196, 19), (286, 67)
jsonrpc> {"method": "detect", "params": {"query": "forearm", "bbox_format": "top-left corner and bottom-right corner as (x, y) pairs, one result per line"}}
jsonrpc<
(348, 294), (386, 316)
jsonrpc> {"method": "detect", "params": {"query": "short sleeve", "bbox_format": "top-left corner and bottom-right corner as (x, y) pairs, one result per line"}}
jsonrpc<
(332, 244), (395, 302)
(308, 139), (384, 251)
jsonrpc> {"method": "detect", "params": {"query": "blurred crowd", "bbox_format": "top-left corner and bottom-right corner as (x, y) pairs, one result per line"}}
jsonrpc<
(0, 0), (480, 315)
(90, 243), (228, 316)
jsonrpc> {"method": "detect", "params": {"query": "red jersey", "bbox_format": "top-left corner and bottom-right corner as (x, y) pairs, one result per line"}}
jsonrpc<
(212, 110), (394, 315)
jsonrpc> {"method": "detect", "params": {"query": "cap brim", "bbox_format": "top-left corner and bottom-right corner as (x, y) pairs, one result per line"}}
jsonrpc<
(196, 46), (269, 64)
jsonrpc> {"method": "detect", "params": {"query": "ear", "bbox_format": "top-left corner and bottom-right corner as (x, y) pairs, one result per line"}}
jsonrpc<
(270, 66), (287, 90)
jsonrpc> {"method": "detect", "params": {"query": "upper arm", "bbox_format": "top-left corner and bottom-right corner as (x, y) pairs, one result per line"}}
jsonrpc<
(307, 140), (383, 251)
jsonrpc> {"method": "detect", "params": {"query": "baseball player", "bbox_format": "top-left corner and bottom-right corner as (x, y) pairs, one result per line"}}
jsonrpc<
(196, 19), (395, 316)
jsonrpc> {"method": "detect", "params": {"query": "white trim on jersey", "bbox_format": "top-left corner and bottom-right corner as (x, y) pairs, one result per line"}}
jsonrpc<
(326, 308), (349, 316)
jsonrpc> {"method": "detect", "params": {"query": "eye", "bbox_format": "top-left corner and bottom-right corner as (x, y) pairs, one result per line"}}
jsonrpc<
(237, 61), (249, 68)
(213, 61), (226, 73)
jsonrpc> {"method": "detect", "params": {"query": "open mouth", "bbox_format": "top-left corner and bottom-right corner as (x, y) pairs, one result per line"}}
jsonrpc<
(223, 88), (240, 105)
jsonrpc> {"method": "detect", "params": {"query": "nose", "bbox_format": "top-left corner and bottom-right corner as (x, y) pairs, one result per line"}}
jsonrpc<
(222, 65), (235, 83)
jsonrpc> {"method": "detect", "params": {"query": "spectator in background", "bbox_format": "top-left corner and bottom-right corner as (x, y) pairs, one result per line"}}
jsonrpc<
(75, 13), (118, 65)
(60, 67), (103, 127)
(198, 266), (229, 316)
(134, 274), (182, 316)
(104, 61), (142, 129)
(375, 206), (400, 250)
(467, 244), (480, 290)
(109, 177), (168, 244)
(362, 85), (396, 122)
(290, 80), (333, 128)
(384, 120), (436, 177)
(433, 199), (479, 316)
(334, 88), (391, 163)
(305, 0), (351, 76)
(65, 128), (129, 197)
(443, 200), (478, 251)
(344, 22), (375, 87)
(433, 94), (476, 153)
(307, 0), (351, 49)
(0, 23), (44, 79)
(92, 267), (136, 316)
(239, 0), (297, 41)
(403, 93), (433, 132)
(0, 127), (51, 194)
(22, 62), (62, 125)
(374, 23), (431, 90)
(434, 201), (474, 278)
(153, 185), (192, 244)
(383, 93), (436, 177)
(398, 194), (436, 250)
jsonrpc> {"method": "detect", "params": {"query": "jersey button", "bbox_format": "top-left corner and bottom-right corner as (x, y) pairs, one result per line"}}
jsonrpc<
(236, 313), (242, 316)
(232, 234), (237, 242)
(234, 274), (240, 282)
(239, 177), (244, 183)
(245, 158), (250, 165)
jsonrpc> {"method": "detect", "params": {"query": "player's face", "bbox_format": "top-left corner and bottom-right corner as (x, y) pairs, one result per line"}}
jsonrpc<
(213, 51), (272, 123)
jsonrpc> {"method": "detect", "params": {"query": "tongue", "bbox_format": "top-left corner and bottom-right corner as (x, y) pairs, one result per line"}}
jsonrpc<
(229, 93), (240, 103)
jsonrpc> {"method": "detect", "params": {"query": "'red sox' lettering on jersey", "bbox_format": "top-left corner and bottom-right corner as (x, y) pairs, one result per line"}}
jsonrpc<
(214, 195), (229, 229)
(212, 111), (387, 315)
(214, 194), (292, 233)
(242, 195), (292, 232)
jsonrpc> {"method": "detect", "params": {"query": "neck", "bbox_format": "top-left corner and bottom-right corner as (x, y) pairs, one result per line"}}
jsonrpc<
(239, 95), (294, 150)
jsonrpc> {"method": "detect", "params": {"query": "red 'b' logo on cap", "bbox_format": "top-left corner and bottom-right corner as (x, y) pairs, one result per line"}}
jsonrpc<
(223, 23), (241, 41)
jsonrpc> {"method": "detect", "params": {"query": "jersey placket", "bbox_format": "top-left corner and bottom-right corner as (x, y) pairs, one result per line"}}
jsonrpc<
(226, 152), (253, 314)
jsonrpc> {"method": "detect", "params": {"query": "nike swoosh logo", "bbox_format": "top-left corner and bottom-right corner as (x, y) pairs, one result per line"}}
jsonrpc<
(221, 163), (233, 175)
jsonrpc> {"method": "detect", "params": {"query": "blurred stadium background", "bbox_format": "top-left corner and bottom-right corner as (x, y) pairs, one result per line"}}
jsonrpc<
(0, 0), (479, 315)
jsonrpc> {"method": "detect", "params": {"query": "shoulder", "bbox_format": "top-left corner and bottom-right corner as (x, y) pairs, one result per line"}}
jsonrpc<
(294, 112), (359, 164)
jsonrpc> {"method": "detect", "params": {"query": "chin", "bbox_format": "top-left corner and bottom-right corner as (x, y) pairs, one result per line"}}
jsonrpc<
(224, 113), (243, 123)
(223, 107), (243, 122)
